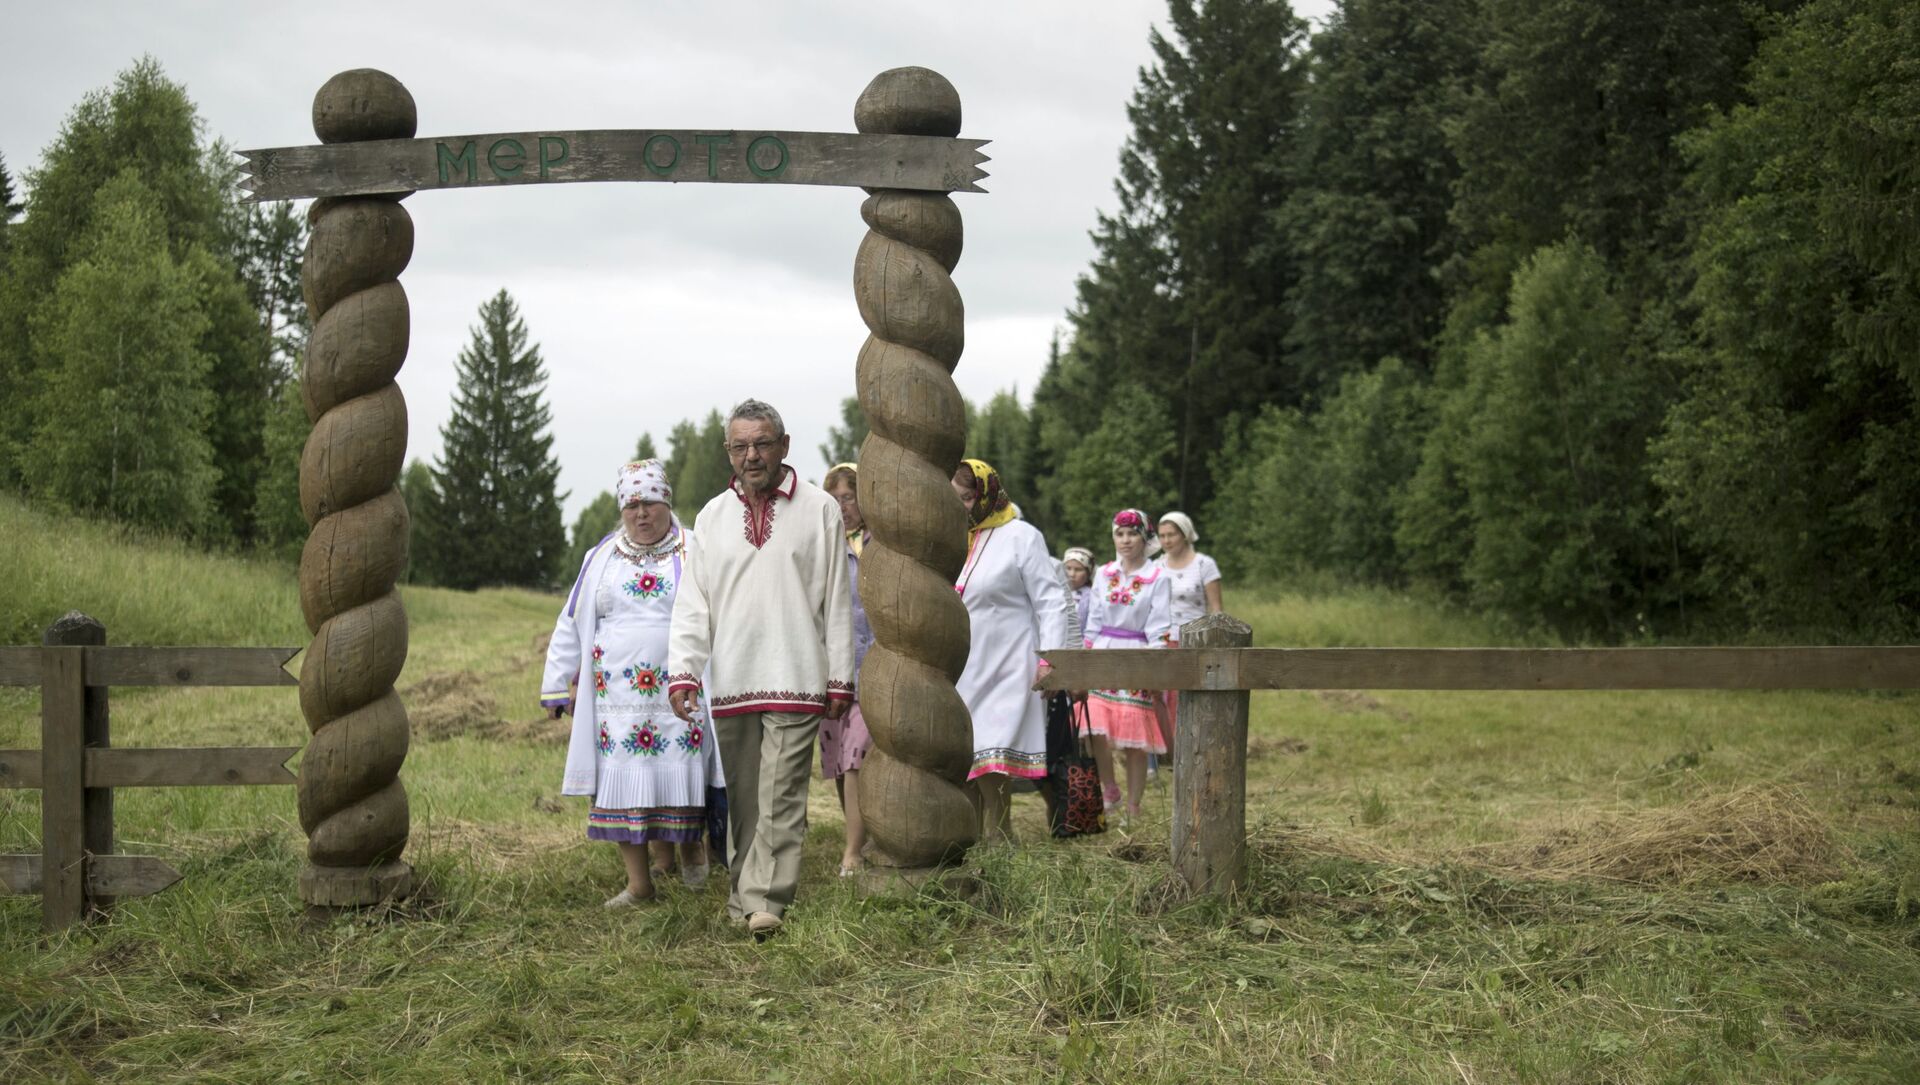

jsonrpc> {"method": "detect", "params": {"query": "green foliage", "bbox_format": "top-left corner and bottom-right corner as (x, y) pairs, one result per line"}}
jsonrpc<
(1059, 0), (1309, 515)
(633, 432), (657, 462)
(398, 458), (437, 585)
(417, 289), (567, 590)
(1452, 242), (1679, 632)
(22, 171), (216, 533)
(1652, 0), (1920, 635)
(1208, 357), (1427, 584)
(1053, 383), (1177, 551)
(249, 376), (309, 560)
(816, 396), (867, 467)
(0, 58), (252, 498)
(965, 388), (1031, 506)
(565, 490), (619, 579)
(1275, 0), (1478, 385)
(665, 410), (732, 524)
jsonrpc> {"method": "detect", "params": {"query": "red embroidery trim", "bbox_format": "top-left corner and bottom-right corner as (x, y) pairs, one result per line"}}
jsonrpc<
(730, 468), (796, 550)
(710, 689), (829, 709)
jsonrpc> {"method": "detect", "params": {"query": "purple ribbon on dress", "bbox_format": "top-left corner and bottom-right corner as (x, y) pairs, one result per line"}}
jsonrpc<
(1098, 626), (1149, 642)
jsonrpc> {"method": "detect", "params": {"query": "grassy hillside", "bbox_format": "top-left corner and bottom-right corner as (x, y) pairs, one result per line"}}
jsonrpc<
(3, 496), (1918, 1083)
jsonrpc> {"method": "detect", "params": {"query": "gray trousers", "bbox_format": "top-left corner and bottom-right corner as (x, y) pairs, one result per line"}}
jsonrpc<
(715, 710), (820, 920)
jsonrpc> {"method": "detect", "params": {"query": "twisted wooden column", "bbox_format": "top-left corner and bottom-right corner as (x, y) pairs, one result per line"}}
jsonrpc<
(295, 69), (416, 907)
(852, 68), (978, 871)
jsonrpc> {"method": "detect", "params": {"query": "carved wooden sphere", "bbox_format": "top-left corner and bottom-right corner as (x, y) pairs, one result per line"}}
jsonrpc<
(855, 67), (961, 138)
(312, 69), (417, 144)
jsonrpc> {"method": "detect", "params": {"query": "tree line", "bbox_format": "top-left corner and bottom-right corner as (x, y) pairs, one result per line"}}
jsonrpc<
(950, 0), (1918, 639)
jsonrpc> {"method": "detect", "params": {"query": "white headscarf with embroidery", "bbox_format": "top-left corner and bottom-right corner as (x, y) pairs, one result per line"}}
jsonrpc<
(617, 459), (672, 507)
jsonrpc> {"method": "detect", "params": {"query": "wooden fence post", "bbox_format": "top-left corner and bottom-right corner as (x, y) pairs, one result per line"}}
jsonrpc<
(45, 613), (111, 918)
(38, 618), (92, 930)
(1171, 613), (1253, 897)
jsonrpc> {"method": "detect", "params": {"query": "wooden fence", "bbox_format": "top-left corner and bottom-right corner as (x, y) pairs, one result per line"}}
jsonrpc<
(1039, 614), (1920, 898)
(0, 612), (300, 931)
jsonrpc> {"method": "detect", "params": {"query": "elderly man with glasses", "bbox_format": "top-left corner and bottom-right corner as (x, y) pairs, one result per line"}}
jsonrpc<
(668, 398), (854, 940)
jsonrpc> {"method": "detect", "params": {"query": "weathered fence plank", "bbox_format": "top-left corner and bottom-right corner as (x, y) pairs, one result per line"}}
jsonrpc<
(0, 854), (182, 898)
(0, 646), (299, 687)
(0, 747), (299, 789)
(1171, 616), (1254, 897)
(0, 649), (38, 686)
(84, 647), (300, 687)
(1038, 646), (1920, 692)
(39, 645), (87, 930)
(87, 747), (299, 787)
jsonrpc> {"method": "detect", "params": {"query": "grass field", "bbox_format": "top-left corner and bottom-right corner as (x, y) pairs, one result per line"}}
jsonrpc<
(3, 495), (1918, 1083)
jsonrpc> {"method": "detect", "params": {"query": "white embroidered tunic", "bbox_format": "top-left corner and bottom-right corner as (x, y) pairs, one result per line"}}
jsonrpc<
(668, 466), (855, 717)
(954, 520), (1071, 779)
(542, 524), (722, 804)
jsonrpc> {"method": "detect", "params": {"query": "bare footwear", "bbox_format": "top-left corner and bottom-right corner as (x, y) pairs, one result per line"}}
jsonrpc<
(747, 911), (783, 941)
(681, 862), (709, 890)
(604, 887), (654, 908)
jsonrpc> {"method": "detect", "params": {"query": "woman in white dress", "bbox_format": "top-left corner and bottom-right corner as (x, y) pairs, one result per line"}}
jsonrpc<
(1155, 510), (1224, 725)
(950, 459), (1071, 843)
(541, 460), (723, 906)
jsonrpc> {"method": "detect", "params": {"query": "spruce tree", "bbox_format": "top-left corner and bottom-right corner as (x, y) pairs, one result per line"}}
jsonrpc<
(418, 289), (567, 589)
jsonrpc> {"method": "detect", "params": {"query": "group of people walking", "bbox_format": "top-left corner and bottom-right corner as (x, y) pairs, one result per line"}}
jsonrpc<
(540, 398), (1222, 939)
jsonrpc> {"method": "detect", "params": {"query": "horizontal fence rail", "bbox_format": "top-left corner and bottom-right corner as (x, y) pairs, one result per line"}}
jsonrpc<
(1037, 646), (1920, 692)
(0, 646), (298, 688)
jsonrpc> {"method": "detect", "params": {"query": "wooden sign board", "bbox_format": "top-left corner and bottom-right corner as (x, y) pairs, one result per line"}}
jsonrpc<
(239, 129), (991, 202)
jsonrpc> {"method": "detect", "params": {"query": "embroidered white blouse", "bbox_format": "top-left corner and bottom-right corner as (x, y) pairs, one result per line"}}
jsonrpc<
(667, 466), (855, 718)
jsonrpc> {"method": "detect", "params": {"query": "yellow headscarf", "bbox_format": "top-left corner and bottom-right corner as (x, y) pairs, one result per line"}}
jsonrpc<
(961, 458), (1019, 536)
(826, 462), (865, 558)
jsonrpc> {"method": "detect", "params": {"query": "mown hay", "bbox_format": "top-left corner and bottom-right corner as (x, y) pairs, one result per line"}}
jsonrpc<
(1258, 784), (1848, 888)
(403, 671), (505, 741)
(1476, 783), (1847, 886)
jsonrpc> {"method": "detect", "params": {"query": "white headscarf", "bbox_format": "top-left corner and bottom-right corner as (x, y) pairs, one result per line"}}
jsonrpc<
(1063, 546), (1093, 570)
(617, 459), (672, 507)
(1158, 510), (1198, 546)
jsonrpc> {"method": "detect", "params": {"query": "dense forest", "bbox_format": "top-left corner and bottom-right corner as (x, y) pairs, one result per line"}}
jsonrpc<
(2, 0), (1915, 640)
(999, 0), (1920, 639)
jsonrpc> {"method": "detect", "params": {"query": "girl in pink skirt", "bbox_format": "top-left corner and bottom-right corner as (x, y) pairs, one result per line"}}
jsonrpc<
(818, 464), (875, 875)
(1082, 508), (1173, 822)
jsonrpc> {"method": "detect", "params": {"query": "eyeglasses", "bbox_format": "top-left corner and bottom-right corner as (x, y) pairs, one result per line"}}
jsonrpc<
(724, 439), (780, 457)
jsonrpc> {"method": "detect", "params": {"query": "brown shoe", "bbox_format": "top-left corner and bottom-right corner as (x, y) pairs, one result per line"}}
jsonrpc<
(746, 911), (783, 941)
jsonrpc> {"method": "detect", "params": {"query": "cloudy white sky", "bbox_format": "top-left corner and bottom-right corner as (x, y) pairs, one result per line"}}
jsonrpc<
(4, 1), (1333, 521)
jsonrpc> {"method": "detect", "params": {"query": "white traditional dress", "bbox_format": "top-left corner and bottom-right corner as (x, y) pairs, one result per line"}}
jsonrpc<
(1083, 559), (1174, 753)
(1157, 552), (1223, 643)
(955, 519), (1071, 780)
(542, 520), (722, 843)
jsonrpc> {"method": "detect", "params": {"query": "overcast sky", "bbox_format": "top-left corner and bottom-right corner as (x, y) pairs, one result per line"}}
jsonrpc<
(4, 0), (1333, 522)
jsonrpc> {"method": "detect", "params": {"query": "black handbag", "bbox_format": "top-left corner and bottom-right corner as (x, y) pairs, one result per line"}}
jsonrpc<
(1044, 695), (1107, 838)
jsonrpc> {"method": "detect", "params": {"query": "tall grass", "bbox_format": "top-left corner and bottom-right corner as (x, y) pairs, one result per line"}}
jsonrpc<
(3, 495), (1919, 1082)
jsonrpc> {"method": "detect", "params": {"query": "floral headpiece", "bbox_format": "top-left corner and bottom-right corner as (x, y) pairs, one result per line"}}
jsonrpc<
(617, 460), (672, 507)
